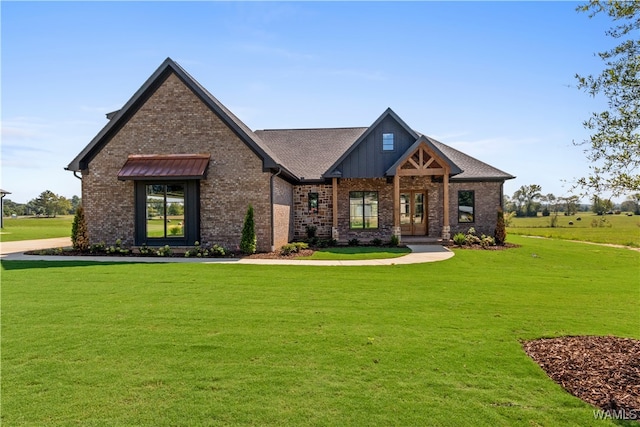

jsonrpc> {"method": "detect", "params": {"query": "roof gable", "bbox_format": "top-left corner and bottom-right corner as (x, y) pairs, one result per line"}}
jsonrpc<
(67, 58), (290, 177)
(385, 136), (463, 176)
(323, 108), (420, 179)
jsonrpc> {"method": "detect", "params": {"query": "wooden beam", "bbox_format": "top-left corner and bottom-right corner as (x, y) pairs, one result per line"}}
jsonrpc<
(423, 157), (435, 169)
(332, 177), (338, 228)
(443, 171), (450, 228)
(407, 157), (420, 170)
(397, 168), (446, 176)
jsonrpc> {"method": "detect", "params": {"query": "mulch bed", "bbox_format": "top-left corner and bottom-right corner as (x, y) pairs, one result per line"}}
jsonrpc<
(452, 242), (520, 250)
(522, 336), (640, 414)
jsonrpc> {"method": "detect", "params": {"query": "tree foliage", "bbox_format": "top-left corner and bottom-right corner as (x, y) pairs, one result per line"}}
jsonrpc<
(575, 0), (640, 195)
(240, 204), (257, 255)
(71, 205), (90, 252)
(512, 184), (542, 217)
(30, 190), (72, 217)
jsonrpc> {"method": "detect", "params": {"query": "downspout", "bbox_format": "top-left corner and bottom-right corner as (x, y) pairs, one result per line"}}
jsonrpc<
(270, 167), (282, 252)
(73, 171), (83, 181)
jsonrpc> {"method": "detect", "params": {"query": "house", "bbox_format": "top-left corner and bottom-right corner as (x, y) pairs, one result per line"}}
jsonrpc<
(66, 58), (514, 252)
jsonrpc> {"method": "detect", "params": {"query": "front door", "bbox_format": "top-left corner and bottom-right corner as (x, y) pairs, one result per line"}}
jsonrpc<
(400, 191), (427, 236)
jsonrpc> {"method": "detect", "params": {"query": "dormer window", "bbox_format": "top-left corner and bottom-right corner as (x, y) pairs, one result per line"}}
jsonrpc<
(382, 133), (394, 151)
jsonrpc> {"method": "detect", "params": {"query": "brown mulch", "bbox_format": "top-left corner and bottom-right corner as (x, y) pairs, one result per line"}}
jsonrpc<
(453, 242), (521, 250)
(243, 249), (315, 259)
(522, 336), (640, 414)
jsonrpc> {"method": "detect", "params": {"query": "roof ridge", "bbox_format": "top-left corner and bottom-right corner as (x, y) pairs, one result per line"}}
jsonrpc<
(257, 127), (368, 132)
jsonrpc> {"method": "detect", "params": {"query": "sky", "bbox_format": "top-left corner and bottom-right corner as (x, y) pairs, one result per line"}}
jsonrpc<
(1, 1), (622, 204)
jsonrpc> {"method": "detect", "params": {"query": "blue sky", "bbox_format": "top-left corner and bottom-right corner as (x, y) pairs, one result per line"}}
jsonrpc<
(1, 1), (618, 204)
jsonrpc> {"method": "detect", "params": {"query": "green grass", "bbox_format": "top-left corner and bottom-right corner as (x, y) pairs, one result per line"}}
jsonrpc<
(300, 246), (410, 260)
(2, 235), (638, 426)
(508, 213), (640, 247)
(0, 216), (73, 242)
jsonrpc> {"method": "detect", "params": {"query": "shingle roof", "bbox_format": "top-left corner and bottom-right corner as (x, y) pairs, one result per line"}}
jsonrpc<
(255, 127), (367, 181)
(68, 58), (514, 183)
(427, 137), (515, 180)
(256, 128), (514, 181)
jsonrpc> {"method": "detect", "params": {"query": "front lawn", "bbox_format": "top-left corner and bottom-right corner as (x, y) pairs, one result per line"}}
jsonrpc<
(0, 216), (73, 242)
(299, 246), (410, 260)
(507, 213), (640, 247)
(2, 235), (638, 426)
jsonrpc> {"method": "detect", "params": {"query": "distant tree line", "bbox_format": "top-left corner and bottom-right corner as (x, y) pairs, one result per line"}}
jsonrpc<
(504, 185), (640, 217)
(2, 190), (81, 217)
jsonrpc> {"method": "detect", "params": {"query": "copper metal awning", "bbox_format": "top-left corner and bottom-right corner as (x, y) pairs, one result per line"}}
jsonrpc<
(117, 154), (210, 180)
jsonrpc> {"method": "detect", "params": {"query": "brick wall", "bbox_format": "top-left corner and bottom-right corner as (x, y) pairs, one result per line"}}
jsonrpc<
(448, 181), (503, 237)
(82, 72), (273, 252)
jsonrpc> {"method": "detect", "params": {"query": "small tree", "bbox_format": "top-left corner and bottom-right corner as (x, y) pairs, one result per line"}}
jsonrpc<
(494, 209), (506, 245)
(71, 205), (89, 252)
(240, 204), (257, 254)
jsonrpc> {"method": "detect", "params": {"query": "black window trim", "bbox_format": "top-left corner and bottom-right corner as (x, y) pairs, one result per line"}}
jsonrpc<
(135, 180), (200, 246)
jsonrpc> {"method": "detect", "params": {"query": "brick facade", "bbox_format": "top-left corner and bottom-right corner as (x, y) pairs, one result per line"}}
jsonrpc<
(76, 61), (509, 252)
(82, 73), (274, 252)
(448, 181), (503, 237)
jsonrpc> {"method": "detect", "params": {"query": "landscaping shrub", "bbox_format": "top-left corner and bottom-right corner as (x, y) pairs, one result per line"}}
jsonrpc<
(453, 232), (466, 246)
(185, 241), (226, 258)
(389, 234), (400, 247)
(107, 238), (130, 255)
(240, 204), (257, 255)
(465, 227), (481, 245)
(371, 238), (383, 246)
(348, 238), (360, 246)
(71, 205), (89, 252)
(280, 242), (309, 256)
(139, 243), (154, 256)
(480, 234), (496, 248)
(155, 245), (172, 257)
(305, 225), (317, 239)
(89, 241), (106, 254)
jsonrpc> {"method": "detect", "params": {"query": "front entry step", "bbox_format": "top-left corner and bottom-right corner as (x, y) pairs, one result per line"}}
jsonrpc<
(400, 236), (442, 245)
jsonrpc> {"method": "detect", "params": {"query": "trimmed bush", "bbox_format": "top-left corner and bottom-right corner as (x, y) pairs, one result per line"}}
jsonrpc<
(453, 232), (466, 246)
(389, 234), (400, 247)
(348, 238), (360, 246)
(71, 205), (89, 252)
(240, 204), (257, 255)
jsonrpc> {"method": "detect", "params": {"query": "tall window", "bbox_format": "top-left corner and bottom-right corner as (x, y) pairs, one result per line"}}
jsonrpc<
(350, 191), (378, 229)
(308, 192), (319, 214)
(458, 190), (475, 223)
(146, 184), (185, 238)
(382, 133), (395, 151)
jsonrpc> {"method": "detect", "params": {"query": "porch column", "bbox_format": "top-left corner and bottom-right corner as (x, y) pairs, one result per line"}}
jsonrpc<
(442, 171), (450, 242)
(332, 177), (339, 240)
(392, 173), (401, 241)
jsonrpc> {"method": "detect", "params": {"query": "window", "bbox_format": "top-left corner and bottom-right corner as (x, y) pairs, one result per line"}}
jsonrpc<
(146, 184), (185, 238)
(350, 191), (378, 229)
(458, 190), (475, 223)
(135, 180), (199, 245)
(308, 192), (319, 214)
(382, 133), (394, 151)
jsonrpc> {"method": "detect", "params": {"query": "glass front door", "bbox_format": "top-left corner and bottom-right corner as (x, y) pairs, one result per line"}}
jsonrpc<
(400, 191), (427, 235)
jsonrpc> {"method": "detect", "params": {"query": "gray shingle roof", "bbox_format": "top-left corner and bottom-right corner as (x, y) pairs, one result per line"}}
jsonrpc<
(68, 58), (513, 183)
(427, 137), (515, 180)
(255, 127), (367, 181)
(257, 128), (514, 181)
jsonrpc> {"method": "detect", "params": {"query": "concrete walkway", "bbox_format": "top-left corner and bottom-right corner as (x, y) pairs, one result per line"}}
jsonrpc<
(0, 237), (453, 266)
